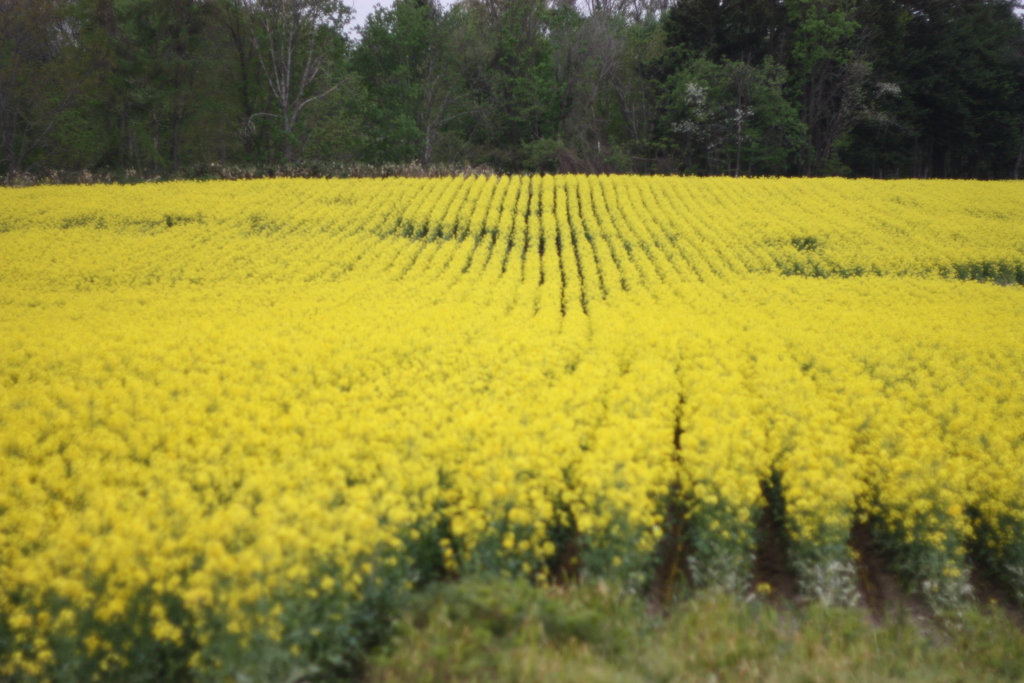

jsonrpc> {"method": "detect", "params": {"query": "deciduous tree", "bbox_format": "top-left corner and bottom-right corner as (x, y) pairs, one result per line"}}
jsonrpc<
(239, 0), (351, 162)
(0, 0), (81, 174)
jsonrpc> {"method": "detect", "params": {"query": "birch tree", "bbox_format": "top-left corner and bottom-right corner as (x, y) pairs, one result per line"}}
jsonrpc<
(239, 0), (350, 162)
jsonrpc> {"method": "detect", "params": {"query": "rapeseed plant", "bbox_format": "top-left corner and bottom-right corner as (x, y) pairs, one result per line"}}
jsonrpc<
(1, 176), (1022, 679)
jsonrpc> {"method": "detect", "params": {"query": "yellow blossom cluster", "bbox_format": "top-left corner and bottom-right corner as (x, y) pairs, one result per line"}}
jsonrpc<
(1, 175), (1023, 676)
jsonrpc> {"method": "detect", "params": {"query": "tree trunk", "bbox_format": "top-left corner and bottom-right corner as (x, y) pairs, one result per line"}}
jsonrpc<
(1014, 118), (1024, 180)
(283, 108), (293, 163)
(734, 77), (743, 178)
(423, 123), (434, 166)
(244, 0), (348, 166)
(171, 108), (181, 173)
(735, 127), (742, 178)
(151, 111), (160, 172)
(0, 79), (17, 173)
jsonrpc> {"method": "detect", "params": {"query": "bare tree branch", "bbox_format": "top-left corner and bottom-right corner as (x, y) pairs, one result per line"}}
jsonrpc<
(236, 0), (350, 162)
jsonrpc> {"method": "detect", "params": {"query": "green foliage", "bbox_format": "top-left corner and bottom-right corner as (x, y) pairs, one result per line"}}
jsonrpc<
(352, 0), (434, 163)
(352, 0), (478, 165)
(367, 577), (653, 683)
(3, 0), (1024, 177)
(659, 57), (805, 175)
(5, 587), (198, 683)
(457, 0), (560, 170)
(846, 0), (1024, 178)
(520, 138), (568, 173)
(787, 0), (861, 83)
(192, 560), (404, 683)
(369, 577), (1024, 683)
(301, 74), (367, 163)
(870, 514), (973, 619)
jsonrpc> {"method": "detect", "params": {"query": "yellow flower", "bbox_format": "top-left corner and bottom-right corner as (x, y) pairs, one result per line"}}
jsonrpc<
(2, 175), (1022, 676)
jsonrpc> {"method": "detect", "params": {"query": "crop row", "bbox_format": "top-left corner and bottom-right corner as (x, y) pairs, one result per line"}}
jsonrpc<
(1, 176), (1023, 680)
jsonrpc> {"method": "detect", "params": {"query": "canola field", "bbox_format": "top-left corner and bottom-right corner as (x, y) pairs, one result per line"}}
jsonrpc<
(2, 175), (1024, 679)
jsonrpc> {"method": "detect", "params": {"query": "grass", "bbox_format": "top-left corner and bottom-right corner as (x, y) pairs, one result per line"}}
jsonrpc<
(364, 577), (1024, 683)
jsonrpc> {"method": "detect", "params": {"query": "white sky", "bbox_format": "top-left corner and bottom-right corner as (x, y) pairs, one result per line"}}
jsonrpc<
(346, 0), (455, 32)
(345, 1), (1022, 39)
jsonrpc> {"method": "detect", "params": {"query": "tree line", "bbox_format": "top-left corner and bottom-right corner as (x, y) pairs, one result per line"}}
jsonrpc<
(2, 0), (1023, 179)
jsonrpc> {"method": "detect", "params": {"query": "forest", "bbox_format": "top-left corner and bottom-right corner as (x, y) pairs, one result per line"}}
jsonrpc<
(2, 0), (1023, 180)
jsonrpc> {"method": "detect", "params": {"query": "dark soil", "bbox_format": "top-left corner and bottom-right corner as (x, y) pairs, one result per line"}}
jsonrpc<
(969, 550), (1024, 629)
(752, 501), (799, 606)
